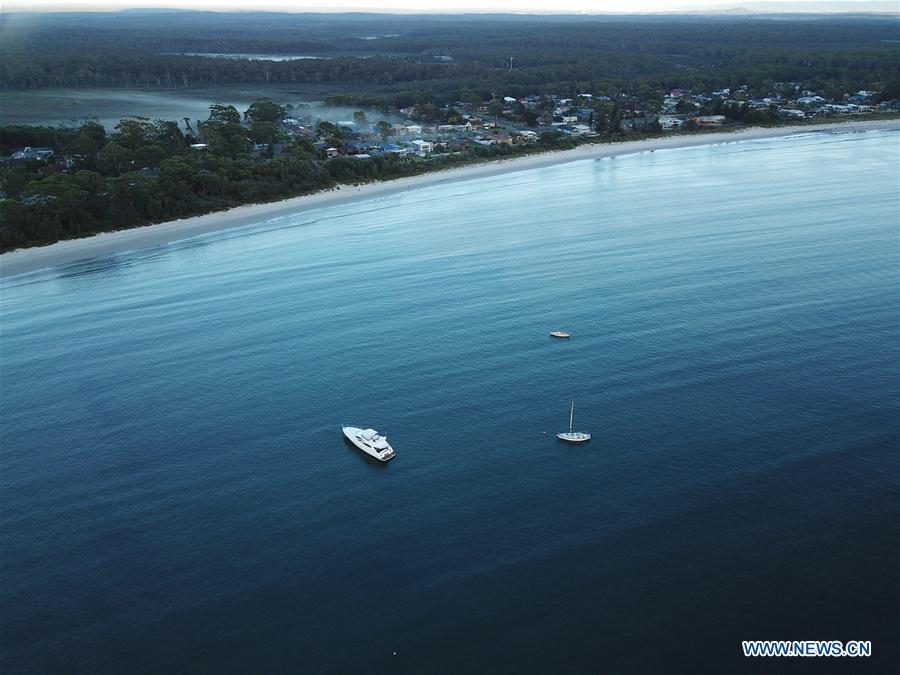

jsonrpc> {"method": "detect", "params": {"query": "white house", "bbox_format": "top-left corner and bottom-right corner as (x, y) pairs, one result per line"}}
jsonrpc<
(11, 146), (54, 160)
(658, 116), (684, 131)
(411, 139), (434, 155)
(694, 115), (726, 127)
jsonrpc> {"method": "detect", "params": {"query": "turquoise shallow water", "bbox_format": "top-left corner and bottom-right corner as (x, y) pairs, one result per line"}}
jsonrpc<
(1, 129), (898, 673)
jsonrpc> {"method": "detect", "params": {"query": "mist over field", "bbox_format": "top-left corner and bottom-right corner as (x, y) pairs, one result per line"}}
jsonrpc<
(0, 88), (406, 129)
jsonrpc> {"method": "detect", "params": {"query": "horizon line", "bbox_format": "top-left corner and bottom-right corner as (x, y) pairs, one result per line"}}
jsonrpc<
(2, 5), (898, 15)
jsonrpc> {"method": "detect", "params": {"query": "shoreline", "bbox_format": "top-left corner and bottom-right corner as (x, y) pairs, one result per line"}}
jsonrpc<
(2, 118), (897, 278)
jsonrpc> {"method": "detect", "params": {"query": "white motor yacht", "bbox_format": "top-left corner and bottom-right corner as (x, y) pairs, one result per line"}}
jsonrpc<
(342, 425), (396, 461)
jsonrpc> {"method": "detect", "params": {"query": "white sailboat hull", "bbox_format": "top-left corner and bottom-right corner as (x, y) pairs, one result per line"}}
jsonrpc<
(558, 401), (590, 443)
(557, 431), (591, 443)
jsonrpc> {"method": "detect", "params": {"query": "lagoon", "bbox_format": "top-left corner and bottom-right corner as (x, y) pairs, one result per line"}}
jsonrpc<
(172, 53), (329, 61)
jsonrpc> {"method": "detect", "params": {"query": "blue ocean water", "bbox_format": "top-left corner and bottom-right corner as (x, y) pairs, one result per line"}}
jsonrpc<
(1, 129), (898, 674)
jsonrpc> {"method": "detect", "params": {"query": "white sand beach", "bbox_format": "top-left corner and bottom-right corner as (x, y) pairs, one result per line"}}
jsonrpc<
(2, 118), (897, 278)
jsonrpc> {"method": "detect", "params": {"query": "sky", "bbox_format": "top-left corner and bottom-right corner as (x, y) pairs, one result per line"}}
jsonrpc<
(1, 0), (892, 12)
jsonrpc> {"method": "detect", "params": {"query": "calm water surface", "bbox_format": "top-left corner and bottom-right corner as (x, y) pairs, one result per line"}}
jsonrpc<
(2, 130), (898, 673)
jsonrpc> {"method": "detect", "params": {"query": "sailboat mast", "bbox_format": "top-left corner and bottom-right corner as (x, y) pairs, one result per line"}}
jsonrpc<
(569, 401), (574, 431)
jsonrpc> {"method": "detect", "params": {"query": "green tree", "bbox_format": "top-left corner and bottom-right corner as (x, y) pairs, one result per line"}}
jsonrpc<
(243, 99), (286, 147)
(444, 107), (465, 124)
(460, 89), (483, 105)
(99, 141), (133, 175)
(540, 130), (562, 144)
(198, 108), (251, 159)
(78, 121), (107, 148)
(64, 131), (102, 158)
(113, 117), (155, 150)
(133, 144), (168, 168)
(375, 120), (392, 142)
(742, 109), (772, 125)
(208, 103), (241, 125)
(109, 171), (160, 217)
(153, 120), (185, 151)
(410, 104), (442, 122)
(159, 156), (196, 185)
(26, 172), (104, 234)
(244, 98), (285, 125)
(249, 121), (282, 146)
(316, 121), (342, 146)
(285, 137), (316, 157)
(874, 78), (900, 103)
(608, 106), (623, 134)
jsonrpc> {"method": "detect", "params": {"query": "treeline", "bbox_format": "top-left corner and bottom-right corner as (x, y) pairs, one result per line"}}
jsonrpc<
(3, 11), (896, 56)
(0, 55), (455, 90)
(1, 13), (898, 94)
(0, 101), (553, 252)
(3, 48), (895, 111)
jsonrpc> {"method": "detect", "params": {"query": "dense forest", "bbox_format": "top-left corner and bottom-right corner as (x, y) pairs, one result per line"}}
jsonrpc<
(1, 12), (898, 100)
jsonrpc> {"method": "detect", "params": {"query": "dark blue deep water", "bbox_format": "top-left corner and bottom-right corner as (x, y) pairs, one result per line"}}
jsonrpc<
(2, 129), (898, 673)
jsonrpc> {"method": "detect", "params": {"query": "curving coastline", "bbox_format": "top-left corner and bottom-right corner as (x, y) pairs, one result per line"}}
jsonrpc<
(1, 118), (897, 278)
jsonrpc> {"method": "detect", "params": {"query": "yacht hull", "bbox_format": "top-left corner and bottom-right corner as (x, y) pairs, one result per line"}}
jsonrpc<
(342, 425), (395, 461)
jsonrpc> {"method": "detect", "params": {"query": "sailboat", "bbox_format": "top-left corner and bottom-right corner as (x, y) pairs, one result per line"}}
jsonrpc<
(557, 400), (591, 443)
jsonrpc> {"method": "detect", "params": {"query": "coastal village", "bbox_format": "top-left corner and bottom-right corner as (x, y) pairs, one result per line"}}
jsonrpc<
(277, 82), (897, 161)
(1, 77), (897, 251)
(4, 82), (898, 166)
